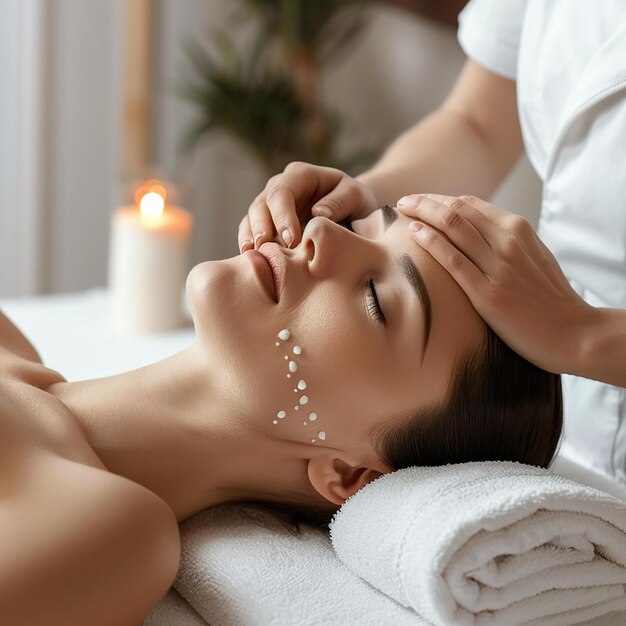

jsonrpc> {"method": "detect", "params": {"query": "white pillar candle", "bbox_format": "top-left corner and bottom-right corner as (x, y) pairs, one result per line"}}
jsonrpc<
(108, 184), (194, 334)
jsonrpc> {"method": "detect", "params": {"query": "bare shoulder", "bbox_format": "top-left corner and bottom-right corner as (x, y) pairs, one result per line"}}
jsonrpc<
(0, 354), (91, 474)
(0, 308), (44, 365)
(0, 454), (180, 625)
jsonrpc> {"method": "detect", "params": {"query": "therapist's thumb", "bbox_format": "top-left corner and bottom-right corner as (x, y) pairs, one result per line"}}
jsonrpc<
(311, 177), (378, 222)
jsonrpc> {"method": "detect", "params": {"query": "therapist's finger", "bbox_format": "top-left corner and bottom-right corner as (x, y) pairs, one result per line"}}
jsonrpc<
(237, 214), (255, 254)
(425, 194), (501, 223)
(407, 219), (488, 297)
(449, 194), (554, 262)
(399, 194), (502, 245)
(397, 194), (495, 271)
(247, 192), (276, 250)
(264, 182), (301, 249)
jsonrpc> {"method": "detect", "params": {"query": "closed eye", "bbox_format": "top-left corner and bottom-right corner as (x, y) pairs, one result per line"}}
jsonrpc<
(338, 217), (386, 325)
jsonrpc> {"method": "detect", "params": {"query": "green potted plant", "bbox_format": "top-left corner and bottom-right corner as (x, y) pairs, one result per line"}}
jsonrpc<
(179, 0), (377, 178)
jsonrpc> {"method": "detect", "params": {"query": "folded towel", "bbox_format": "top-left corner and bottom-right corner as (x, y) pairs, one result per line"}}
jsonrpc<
(329, 461), (626, 626)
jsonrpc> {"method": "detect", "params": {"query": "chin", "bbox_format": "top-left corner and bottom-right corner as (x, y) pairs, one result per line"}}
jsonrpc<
(185, 257), (261, 344)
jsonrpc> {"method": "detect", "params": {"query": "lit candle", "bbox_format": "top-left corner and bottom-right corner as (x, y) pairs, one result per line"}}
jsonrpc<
(108, 180), (194, 334)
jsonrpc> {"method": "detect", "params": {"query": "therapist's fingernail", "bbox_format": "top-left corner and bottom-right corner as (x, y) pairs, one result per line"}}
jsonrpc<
(409, 221), (423, 233)
(240, 240), (253, 253)
(315, 206), (332, 218)
(281, 229), (293, 247)
(254, 231), (266, 249)
(398, 195), (422, 207)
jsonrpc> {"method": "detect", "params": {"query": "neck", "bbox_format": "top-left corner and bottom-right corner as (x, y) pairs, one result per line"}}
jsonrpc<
(47, 342), (321, 521)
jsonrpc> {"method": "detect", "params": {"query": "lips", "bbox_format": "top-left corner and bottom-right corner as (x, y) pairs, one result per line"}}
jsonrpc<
(246, 249), (277, 302)
(258, 242), (285, 303)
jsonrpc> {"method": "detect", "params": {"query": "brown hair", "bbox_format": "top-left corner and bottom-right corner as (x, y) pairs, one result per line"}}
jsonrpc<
(230, 324), (563, 535)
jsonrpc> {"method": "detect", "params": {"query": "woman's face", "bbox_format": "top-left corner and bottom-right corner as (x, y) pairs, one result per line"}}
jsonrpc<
(186, 206), (485, 470)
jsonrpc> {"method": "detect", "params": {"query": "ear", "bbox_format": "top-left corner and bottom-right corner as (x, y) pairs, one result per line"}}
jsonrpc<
(307, 455), (390, 506)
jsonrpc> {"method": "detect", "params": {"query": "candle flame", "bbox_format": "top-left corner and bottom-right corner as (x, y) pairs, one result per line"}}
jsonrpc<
(139, 191), (165, 218)
(136, 180), (167, 218)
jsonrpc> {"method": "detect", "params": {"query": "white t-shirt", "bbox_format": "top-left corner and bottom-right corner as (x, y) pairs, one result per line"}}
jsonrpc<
(457, 0), (626, 482)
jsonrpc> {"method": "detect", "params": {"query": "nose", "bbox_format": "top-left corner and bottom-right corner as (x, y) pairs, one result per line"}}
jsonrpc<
(300, 216), (374, 280)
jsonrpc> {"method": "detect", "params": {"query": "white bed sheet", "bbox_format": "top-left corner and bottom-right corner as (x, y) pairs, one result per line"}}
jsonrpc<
(0, 287), (195, 380)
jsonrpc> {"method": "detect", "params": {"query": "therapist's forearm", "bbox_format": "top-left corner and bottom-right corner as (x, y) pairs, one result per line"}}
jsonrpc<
(570, 308), (626, 387)
(356, 108), (511, 207)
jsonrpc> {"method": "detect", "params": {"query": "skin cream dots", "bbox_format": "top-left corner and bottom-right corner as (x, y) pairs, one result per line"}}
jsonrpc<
(273, 328), (326, 444)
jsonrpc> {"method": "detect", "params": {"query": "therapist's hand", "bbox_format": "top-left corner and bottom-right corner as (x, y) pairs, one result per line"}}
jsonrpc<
(238, 162), (378, 253)
(397, 193), (596, 375)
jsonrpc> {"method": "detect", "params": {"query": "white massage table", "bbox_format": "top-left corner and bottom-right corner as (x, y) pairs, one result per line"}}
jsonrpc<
(2, 288), (625, 626)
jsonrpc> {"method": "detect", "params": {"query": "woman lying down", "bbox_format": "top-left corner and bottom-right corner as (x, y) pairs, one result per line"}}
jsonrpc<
(0, 204), (562, 624)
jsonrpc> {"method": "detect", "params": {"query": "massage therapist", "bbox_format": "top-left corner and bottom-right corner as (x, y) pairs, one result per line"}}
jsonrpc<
(237, 0), (626, 482)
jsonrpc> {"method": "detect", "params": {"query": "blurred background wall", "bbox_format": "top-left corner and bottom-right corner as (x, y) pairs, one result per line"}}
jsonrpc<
(0, 0), (541, 298)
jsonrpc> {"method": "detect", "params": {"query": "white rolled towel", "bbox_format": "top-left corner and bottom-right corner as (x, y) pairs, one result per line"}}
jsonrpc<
(329, 461), (626, 626)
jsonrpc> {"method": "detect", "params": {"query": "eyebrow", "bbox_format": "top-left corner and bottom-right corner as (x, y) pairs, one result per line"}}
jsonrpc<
(380, 205), (432, 363)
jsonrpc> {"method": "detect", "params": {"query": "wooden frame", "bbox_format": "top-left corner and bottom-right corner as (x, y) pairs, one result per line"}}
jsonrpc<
(123, 0), (155, 178)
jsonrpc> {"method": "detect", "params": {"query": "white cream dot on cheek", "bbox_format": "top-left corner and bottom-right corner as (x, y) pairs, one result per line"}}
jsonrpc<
(318, 430), (326, 441)
(311, 439), (316, 443)
(273, 331), (315, 436)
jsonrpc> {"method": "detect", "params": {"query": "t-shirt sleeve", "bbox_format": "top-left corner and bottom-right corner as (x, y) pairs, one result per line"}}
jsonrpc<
(457, 0), (527, 80)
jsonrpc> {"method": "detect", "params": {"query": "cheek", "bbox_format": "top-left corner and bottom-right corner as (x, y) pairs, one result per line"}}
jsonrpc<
(264, 292), (387, 444)
(269, 326), (330, 444)
(265, 326), (379, 446)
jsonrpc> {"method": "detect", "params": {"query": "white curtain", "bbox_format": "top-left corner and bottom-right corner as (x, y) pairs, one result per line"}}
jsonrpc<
(0, 0), (124, 298)
(0, 0), (47, 297)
